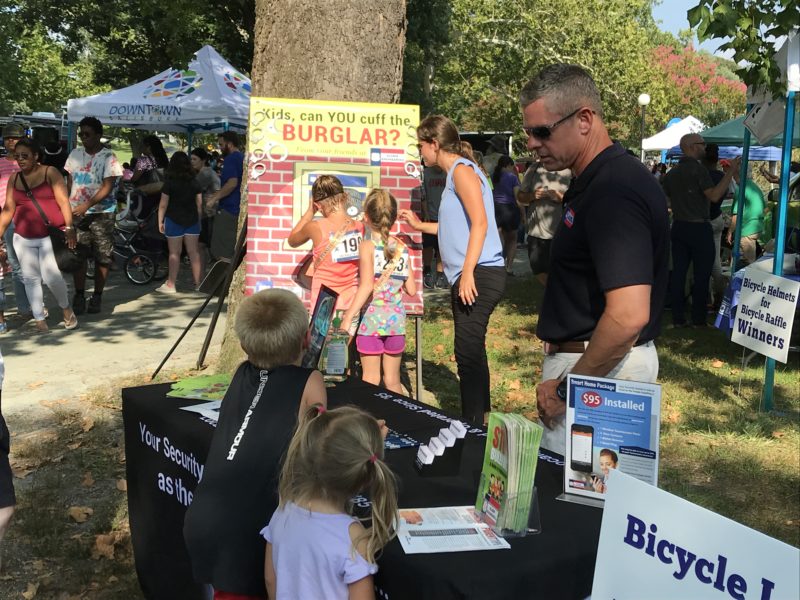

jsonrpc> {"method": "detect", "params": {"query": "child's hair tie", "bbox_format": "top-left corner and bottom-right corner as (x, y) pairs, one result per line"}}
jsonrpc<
(368, 454), (377, 464)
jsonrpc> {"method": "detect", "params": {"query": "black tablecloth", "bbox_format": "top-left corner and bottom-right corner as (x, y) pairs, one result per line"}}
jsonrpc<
(122, 380), (601, 600)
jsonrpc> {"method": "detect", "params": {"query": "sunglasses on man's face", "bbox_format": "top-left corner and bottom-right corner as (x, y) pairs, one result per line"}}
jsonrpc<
(522, 108), (583, 141)
(78, 131), (95, 138)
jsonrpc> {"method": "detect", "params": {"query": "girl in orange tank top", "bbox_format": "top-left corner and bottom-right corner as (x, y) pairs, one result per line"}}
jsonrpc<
(287, 175), (363, 330)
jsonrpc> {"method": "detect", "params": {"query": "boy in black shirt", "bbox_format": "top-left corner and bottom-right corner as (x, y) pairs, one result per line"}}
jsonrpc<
(183, 289), (326, 598)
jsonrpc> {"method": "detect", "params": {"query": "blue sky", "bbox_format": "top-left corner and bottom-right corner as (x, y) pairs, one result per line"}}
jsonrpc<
(652, 0), (728, 56)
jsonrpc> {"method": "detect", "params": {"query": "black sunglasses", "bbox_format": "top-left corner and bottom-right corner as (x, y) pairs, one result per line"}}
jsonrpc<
(78, 131), (96, 138)
(522, 108), (582, 140)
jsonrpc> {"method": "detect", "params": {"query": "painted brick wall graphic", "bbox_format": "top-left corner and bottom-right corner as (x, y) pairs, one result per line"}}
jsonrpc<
(245, 98), (424, 315)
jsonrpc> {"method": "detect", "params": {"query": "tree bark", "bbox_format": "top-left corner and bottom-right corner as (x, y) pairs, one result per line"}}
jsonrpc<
(216, 0), (408, 373)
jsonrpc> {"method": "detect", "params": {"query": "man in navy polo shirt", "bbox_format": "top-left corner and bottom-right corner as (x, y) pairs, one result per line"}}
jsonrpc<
(519, 64), (670, 453)
(211, 131), (244, 217)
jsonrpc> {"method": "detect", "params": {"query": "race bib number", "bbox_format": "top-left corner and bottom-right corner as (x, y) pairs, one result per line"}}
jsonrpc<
(373, 246), (409, 280)
(330, 231), (362, 263)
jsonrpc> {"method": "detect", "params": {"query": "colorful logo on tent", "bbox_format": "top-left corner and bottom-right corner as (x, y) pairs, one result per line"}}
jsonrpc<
(223, 71), (251, 97)
(144, 69), (203, 99)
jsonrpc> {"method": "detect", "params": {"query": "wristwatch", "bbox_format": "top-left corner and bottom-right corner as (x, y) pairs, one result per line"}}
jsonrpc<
(555, 379), (568, 401)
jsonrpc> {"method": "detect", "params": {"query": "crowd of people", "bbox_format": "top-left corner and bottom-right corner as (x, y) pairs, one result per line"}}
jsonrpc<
(0, 119), (248, 573)
(0, 58), (793, 597)
(0, 120), (248, 328)
(177, 64), (670, 598)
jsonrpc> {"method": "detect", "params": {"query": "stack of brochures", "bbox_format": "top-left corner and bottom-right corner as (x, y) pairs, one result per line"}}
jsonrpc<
(475, 413), (543, 536)
(166, 374), (232, 401)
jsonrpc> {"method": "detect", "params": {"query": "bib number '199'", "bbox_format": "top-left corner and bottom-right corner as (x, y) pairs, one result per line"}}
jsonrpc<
(331, 231), (362, 263)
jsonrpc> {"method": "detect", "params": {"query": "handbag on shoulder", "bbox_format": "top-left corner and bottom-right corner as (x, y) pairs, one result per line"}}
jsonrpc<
(17, 171), (90, 273)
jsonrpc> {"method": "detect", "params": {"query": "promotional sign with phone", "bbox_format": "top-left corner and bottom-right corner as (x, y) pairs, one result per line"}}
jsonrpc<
(563, 374), (661, 505)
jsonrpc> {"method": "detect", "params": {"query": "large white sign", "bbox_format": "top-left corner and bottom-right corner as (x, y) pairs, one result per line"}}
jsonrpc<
(592, 471), (800, 600)
(731, 267), (799, 363)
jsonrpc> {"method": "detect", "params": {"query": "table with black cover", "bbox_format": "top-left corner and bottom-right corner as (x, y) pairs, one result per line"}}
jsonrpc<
(122, 380), (601, 600)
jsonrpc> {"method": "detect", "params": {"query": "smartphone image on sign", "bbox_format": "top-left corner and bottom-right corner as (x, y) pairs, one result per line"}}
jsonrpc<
(570, 424), (594, 473)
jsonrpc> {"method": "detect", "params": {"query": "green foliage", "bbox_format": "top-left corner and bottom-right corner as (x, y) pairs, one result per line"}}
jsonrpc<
(0, 4), (106, 114)
(414, 0), (670, 147)
(402, 0), (452, 115)
(12, 0), (254, 87)
(688, 0), (798, 99)
(1, 0), (253, 120)
(400, 0), (748, 150)
(16, 24), (110, 113)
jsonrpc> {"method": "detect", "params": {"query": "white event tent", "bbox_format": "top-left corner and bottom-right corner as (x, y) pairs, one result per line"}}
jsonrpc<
(66, 45), (251, 136)
(641, 116), (705, 151)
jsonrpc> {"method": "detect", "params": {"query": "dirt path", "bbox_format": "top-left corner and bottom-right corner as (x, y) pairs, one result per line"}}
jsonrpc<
(2, 267), (226, 419)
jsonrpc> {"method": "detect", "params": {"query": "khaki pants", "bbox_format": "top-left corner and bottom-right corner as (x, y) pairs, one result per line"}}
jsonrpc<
(710, 214), (727, 302)
(739, 234), (759, 266)
(538, 341), (659, 455)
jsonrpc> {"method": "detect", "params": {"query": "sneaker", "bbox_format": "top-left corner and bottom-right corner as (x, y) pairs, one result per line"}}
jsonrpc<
(156, 283), (177, 295)
(435, 273), (449, 289)
(87, 294), (102, 314)
(0, 322), (7, 334)
(423, 272), (434, 289)
(73, 295), (86, 316)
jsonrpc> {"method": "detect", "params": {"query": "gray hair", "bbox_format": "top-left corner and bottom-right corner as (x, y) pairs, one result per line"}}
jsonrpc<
(519, 64), (604, 119)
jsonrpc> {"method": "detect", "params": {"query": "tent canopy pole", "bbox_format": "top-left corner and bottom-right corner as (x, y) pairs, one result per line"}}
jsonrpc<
(763, 90), (797, 412)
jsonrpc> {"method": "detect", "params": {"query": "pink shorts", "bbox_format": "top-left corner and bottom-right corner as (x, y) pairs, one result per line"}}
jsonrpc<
(356, 335), (406, 355)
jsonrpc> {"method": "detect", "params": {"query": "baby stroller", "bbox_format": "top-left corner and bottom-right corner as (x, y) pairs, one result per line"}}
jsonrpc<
(116, 196), (168, 284)
(86, 188), (167, 284)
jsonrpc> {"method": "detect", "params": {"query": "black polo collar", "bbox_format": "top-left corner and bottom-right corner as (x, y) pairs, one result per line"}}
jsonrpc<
(565, 141), (625, 201)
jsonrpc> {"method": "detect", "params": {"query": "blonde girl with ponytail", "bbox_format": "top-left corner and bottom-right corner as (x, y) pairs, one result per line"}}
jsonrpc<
(341, 189), (416, 393)
(263, 405), (398, 600)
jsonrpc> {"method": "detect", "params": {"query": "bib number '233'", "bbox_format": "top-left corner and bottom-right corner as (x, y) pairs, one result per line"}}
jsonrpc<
(373, 247), (409, 280)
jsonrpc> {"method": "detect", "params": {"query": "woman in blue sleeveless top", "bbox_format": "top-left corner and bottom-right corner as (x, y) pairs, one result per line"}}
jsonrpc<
(401, 115), (506, 425)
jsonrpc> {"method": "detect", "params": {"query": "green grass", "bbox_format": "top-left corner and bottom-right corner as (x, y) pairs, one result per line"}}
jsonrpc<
(407, 275), (800, 546)
(1, 370), (195, 598)
(2, 280), (796, 597)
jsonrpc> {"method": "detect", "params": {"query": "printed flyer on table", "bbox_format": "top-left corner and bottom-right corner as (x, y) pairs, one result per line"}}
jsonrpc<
(564, 375), (661, 502)
(397, 506), (510, 554)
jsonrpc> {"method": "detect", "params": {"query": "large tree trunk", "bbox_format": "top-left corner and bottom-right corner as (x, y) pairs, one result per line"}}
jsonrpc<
(216, 0), (408, 373)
